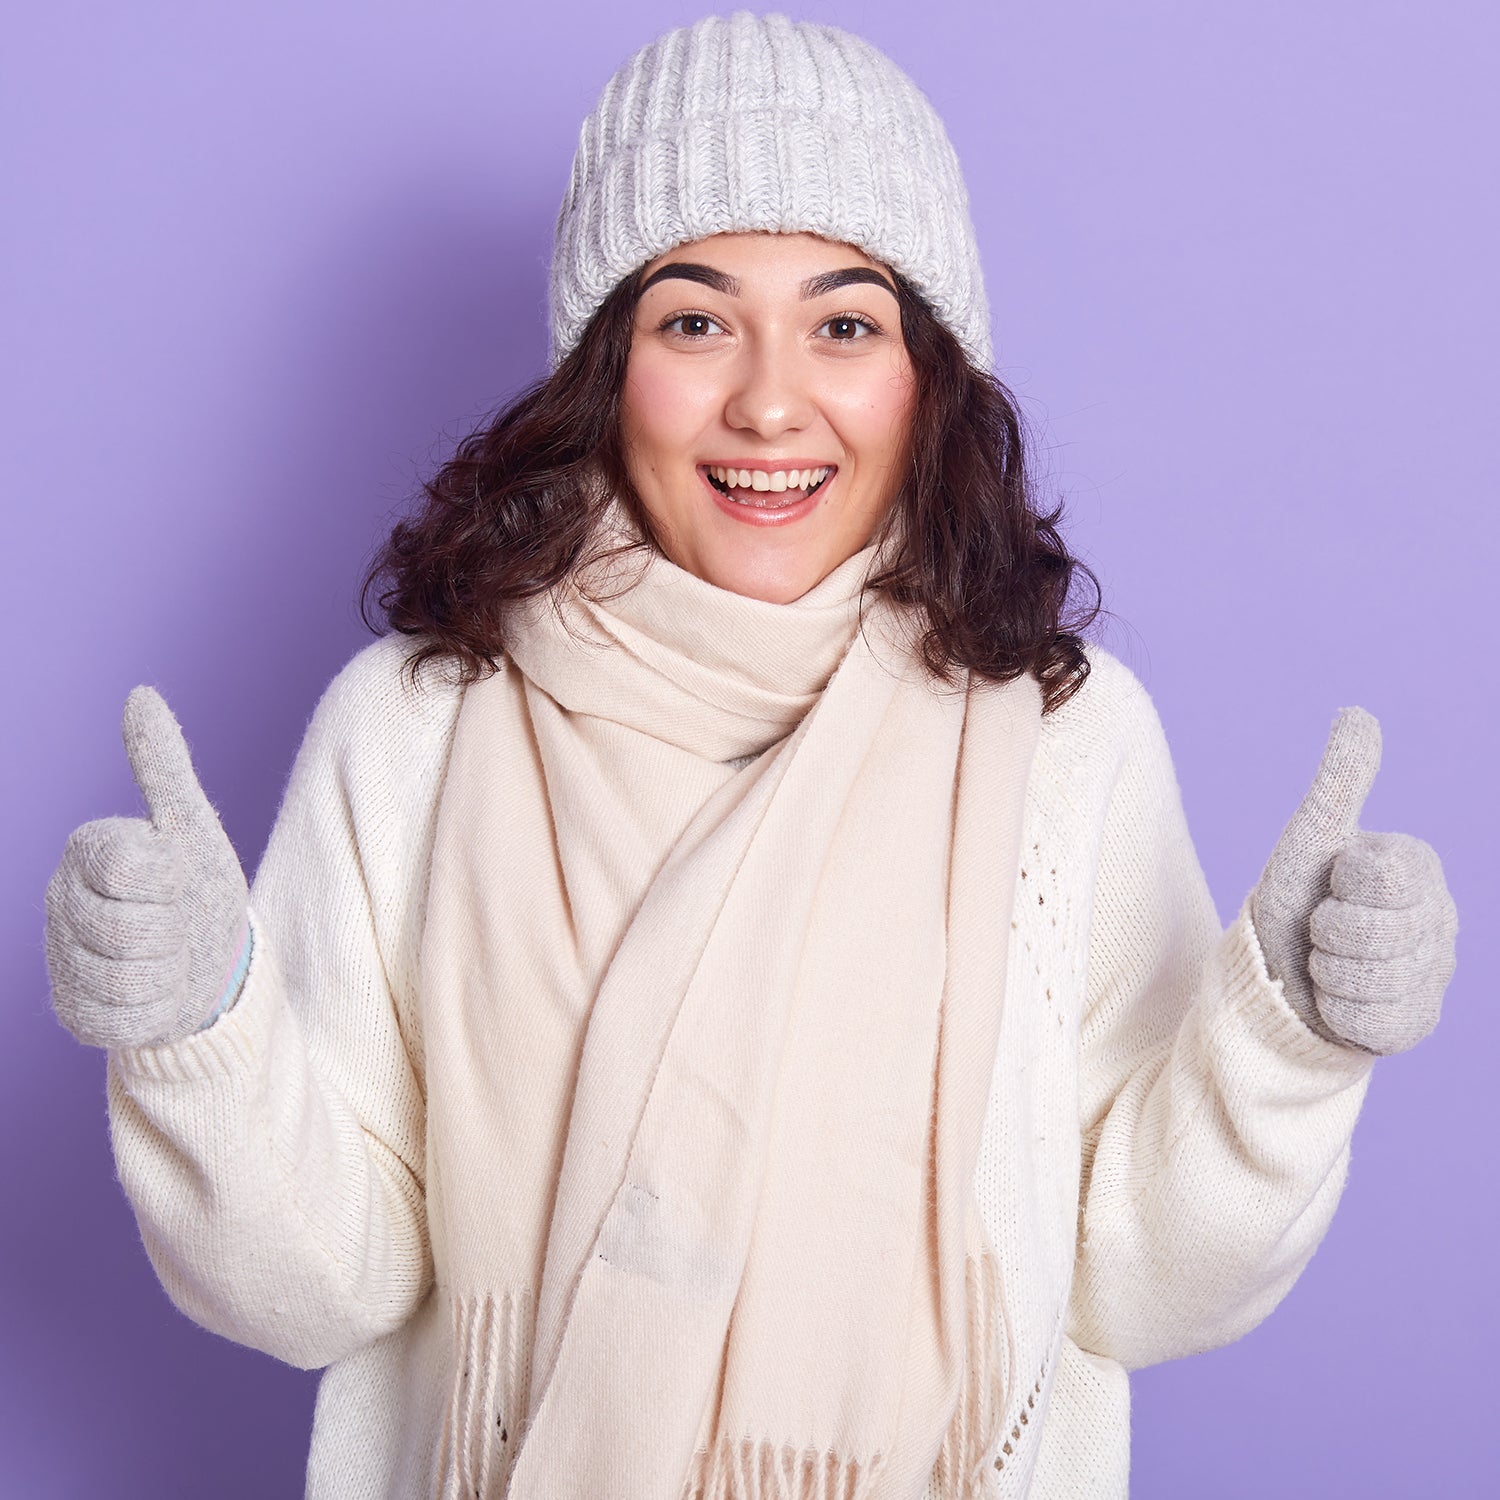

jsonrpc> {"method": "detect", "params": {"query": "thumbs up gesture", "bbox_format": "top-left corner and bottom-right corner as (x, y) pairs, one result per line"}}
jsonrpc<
(1249, 708), (1458, 1056)
(44, 688), (251, 1049)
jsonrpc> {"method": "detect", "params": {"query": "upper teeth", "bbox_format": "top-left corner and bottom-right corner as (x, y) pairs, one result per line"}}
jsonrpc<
(708, 466), (831, 492)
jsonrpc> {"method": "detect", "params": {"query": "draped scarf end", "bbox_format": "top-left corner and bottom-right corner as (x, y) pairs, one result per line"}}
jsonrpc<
(932, 1248), (1006, 1499)
(680, 1436), (885, 1500)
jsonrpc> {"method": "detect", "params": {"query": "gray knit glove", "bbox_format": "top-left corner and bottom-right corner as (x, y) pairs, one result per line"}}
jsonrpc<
(44, 687), (251, 1049)
(1249, 707), (1458, 1056)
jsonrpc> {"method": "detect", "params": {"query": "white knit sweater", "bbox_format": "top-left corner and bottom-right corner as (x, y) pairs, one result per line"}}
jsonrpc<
(105, 634), (1374, 1498)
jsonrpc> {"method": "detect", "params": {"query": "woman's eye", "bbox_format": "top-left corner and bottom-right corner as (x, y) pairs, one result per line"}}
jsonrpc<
(820, 315), (877, 341)
(664, 312), (723, 338)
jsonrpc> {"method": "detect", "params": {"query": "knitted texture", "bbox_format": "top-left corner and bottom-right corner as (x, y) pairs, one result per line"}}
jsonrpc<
(45, 687), (251, 1048)
(1249, 707), (1458, 1055)
(548, 10), (993, 368)
(105, 634), (1375, 1498)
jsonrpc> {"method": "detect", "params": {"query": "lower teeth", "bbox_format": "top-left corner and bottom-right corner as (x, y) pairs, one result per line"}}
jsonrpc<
(713, 477), (826, 507)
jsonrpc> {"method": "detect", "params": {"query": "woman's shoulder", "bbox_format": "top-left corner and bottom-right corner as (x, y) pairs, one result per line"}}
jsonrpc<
(1023, 637), (1181, 827)
(299, 633), (471, 784)
(1039, 638), (1165, 752)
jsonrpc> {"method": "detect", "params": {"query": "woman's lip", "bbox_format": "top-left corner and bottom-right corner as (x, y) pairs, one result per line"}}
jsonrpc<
(699, 460), (838, 472)
(698, 465), (832, 526)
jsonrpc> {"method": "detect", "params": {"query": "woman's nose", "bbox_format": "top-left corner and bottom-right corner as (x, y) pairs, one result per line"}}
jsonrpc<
(722, 346), (815, 440)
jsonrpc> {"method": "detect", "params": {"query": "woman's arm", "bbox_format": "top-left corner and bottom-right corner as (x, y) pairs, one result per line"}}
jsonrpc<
(104, 637), (461, 1370)
(1065, 668), (1375, 1370)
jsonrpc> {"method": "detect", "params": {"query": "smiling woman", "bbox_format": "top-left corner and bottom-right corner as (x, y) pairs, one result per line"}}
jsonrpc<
(363, 210), (1094, 708)
(622, 234), (917, 602)
(42, 10), (1458, 1500)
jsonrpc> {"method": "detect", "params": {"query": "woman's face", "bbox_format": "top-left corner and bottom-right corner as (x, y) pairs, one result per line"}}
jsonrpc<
(619, 231), (917, 603)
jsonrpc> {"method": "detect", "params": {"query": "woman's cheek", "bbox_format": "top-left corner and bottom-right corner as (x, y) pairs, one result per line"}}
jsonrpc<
(624, 355), (711, 452)
(826, 356), (913, 440)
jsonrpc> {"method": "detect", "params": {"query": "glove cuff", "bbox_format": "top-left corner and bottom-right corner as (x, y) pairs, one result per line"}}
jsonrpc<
(197, 916), (252, 1032)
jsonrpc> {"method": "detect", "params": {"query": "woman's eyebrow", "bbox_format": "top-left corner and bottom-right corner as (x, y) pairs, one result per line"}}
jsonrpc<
(639, 263), (739, 296)
(800, 267), (899, 300)
(637, 263), (899, 300)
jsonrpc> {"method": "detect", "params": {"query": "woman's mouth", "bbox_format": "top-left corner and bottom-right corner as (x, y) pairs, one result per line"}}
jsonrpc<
(702, 464), (834, 511)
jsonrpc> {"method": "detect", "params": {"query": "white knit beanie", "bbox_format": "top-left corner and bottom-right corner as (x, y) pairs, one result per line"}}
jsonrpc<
(548, 10), (993, 370)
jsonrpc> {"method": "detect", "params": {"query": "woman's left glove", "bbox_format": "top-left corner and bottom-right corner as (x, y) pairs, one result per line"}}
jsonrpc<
(1249, 707), (1458, 1055)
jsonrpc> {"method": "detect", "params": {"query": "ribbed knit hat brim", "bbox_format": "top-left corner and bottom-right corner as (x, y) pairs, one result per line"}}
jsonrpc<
(548, 11), (992, 369)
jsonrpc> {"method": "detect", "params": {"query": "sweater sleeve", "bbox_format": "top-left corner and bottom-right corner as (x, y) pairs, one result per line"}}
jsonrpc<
(1064, 662), (1375, 1370)
(105, 636), (462, 1370)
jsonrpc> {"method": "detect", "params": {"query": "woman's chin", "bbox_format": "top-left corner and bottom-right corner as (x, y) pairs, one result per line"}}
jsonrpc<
(686, 551), (829, 604)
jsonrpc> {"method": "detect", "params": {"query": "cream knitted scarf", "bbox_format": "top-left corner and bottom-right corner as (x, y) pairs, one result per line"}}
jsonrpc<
(419, 514), (1042, 1500)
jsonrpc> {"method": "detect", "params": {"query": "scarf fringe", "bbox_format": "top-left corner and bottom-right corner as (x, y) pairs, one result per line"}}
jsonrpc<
(680, 1437), (885, 1500)
(931, 1249), (1007, 1499)
(435, 1289), (532, 1500)
(680, 1250), (1004, 1500)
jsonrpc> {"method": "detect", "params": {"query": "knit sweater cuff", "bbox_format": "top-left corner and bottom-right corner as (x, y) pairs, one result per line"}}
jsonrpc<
(110, 910), (279, 1085)
(1221, 895), (1376, 1079)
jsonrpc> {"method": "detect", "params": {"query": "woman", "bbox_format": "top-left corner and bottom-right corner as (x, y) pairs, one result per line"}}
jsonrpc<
(42, 13), (1457, 1498)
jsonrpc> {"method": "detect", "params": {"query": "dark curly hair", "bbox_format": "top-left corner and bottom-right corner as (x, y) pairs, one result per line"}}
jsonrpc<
(361, 266), (1101, 714)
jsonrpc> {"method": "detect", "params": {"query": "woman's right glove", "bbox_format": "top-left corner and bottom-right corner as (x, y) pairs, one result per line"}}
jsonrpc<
(45, 687), (251, 1049)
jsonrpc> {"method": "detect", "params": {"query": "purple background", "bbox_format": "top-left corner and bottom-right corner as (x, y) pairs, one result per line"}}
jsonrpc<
(5, 1), (1496, 1492)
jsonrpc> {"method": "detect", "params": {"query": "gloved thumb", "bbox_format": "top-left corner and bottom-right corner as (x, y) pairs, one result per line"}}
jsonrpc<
(1250, 706), (1382, 1039)
(122, 686), (218, 837)
(1280, 706), (1381, 859)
